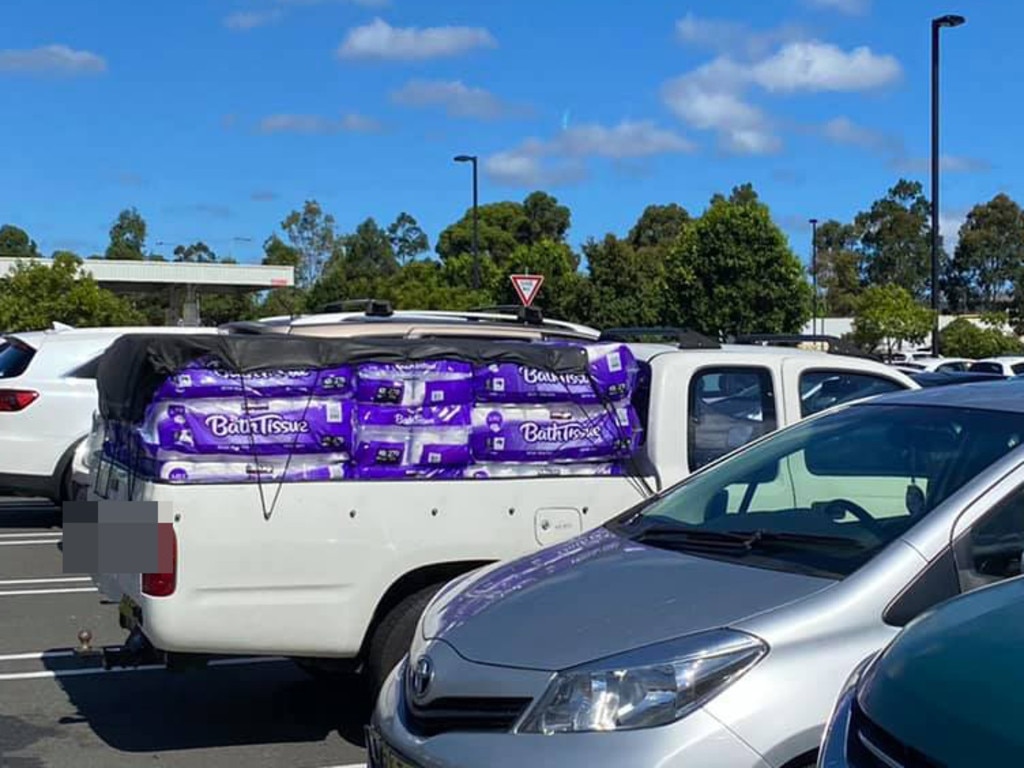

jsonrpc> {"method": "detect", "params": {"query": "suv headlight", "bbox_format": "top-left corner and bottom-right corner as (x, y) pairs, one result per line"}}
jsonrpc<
(518, 629), (766, 734)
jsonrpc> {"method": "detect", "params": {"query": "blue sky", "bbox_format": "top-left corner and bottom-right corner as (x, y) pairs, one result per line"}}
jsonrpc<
(0, 0), (1010, 266)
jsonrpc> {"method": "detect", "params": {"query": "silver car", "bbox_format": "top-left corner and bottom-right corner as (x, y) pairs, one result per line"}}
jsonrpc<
(370, 381), (1024, 767)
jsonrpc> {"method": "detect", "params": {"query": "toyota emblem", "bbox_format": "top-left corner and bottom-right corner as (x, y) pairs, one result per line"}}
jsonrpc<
(410, 656), (434, 699)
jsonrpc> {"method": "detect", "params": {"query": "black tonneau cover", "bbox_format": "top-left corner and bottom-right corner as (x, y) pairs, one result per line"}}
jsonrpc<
(97, 333), (590, 423)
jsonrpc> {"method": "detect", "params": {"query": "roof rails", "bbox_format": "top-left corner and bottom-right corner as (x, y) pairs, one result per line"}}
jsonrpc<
(732, 334), (879, 360)
(469, 305), (545, 327)
(318, 299), (394, 317)
(599, 327), (721, 349)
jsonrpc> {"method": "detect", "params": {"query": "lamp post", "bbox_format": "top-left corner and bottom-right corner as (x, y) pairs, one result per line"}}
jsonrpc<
(931, 13), (966, 356)
(454, 154), (480, 290)
(809, 219), (819, 337)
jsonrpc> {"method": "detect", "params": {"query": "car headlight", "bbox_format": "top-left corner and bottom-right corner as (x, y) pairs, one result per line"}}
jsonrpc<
(518, 629), (766, 734)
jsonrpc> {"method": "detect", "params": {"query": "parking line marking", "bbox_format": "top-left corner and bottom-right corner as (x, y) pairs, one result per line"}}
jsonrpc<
(0, 650), (77, 662)
(0, 655), (288, 681)
(0, 531), (62, 539)
(0, 577), (91, 587)
(0, 540), (62, 547)
(0, 587), (97, 597)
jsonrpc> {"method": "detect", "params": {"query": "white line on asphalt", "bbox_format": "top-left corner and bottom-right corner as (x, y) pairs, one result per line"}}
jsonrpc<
(0, 577), (91, 587)
(0, 539), (62, 547)
(0, 587), (97, 597)
(0, 650), (77, 662)
(0, 531), (62, 539)
(0, 655), (288, 681)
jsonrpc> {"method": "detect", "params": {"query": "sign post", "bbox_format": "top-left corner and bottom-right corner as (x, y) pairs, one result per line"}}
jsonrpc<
(510, 273), (544, 307)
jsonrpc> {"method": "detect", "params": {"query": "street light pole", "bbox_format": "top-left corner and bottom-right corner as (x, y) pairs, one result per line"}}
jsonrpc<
(454, 154), (480, 290)
(931, 13), (966, 357)
(809, 218), (819, 337)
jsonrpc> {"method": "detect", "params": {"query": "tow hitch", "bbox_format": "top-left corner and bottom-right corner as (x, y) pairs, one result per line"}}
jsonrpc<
(101, 626), (164, 669)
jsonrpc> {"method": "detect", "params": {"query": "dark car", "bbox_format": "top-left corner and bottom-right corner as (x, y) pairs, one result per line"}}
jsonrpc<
(909, 369), (1009, 388)
(819, 573), (1024, 767)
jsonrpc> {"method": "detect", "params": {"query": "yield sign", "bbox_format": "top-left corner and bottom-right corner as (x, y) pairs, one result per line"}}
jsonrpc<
(510, 273), (544, 306)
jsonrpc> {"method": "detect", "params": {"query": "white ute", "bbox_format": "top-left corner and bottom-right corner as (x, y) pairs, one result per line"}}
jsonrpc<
(85, 318), (918, 694)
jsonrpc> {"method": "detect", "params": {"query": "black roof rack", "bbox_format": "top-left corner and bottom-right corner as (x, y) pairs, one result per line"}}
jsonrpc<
(599, 327), (721, 349)
(318, 299), (394, 317)
(732, 334), (879, 360)
(469, 305), (545, 326)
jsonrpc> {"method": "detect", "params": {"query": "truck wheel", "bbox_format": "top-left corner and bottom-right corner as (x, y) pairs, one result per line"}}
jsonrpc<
(366, 584), (444, 700)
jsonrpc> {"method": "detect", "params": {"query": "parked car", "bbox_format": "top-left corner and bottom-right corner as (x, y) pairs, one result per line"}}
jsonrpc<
(85, 323), (917, 695)
(819, 574), (1024, 767)
(370, 379), (1024, 768)
(893, 355), (972, 373)
(969, 355), (1024, 376)
(908, 369), (1008, 387)
(0, 324), (218, 505)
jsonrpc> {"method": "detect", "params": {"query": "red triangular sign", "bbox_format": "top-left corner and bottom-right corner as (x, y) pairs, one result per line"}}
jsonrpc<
(510, 274), (544, 306)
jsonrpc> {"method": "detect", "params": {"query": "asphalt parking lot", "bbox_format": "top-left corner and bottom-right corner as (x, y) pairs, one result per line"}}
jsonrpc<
(0, 498), (369, 768)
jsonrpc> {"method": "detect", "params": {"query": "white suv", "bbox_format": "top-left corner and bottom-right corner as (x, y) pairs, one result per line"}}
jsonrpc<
(0, 324), (217, 504)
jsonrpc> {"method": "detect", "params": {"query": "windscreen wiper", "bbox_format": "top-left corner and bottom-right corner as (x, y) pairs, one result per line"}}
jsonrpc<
(728, 530), (866, 550)
(633, 525), (865, 553)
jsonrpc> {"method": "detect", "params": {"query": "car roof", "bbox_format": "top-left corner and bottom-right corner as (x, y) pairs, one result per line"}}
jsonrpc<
(8, 325), (220, 347)
(975, 356), (1024, 363)
(862, 377), (1024, 413)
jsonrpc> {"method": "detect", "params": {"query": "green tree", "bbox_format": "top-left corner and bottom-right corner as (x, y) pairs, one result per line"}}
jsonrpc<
(666, 189), (811, 337)
(584, 235), (667, 328)
(947, 194), (1024, 312)
(173, 241), (217, 263)
(387, 212), (429, 266)
(489, 240), (588, 322)
(940, 316), (1023, 358)
(813, 220), (863, 316)
(0, 225), (39, 258)
(436, 200), (529, 265)
(522, 192), (571, 245)
(198, 291), (256, 326)
(105, 208), (148, 261)
(852, 284), (935, 358)
(342, 218), (399, 279)
(0, 252), (144, 331)
(281, 200), (337, 289)
(627, 204), (690, 249)
(855, 180), (933, 300)
(261, 234), (301, 268)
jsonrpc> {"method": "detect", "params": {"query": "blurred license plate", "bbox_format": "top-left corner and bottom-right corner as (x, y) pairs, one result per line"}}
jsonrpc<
(366, 727), (418, 768)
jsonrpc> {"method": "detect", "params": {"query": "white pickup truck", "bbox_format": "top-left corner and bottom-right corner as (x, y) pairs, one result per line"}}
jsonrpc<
(84, 323), (917, 694)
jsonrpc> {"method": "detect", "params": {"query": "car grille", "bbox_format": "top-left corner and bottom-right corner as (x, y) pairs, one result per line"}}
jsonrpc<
(403, 695), (532, 737)
(847, 700), (943, 768)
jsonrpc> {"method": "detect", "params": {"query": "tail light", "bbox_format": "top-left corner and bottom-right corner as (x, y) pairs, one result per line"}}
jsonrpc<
(142, 523), (177, 597)
(0, 390), (39, 412)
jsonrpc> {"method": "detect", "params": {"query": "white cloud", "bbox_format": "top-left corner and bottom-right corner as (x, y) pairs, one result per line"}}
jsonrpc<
(257, 111), (382, 134)
(224, 10), (284, 30)
(822, 116), (900, 152)
(391, 79), (517, 120)
(484, 120), (693, 187)
(0, 44), (107, 75)
(939, 211), (966, 251)
(662, 41), (900, 153)
(892, 155), (991, 174)
(675, 13), (808, 58)
(806, 0), (870, 16)
(337, 18), (496, 61)
(751, 42), (901, 92)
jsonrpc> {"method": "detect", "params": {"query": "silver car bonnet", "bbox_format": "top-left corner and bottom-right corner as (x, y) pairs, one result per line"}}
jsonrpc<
(421, 527), (836, 670)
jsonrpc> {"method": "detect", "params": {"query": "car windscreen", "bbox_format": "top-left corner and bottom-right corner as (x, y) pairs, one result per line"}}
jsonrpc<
(613, 403), (1024, 579)
(0, 339), (36, 379)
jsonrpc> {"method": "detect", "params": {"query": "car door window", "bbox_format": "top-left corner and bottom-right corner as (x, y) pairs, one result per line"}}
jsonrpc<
(937, 362), (967, 373)
(1013, 363), (1024, 375)
(688, 367), (776, 472)
(799, 370), (906, 417)
(955, 488), (1024, 591)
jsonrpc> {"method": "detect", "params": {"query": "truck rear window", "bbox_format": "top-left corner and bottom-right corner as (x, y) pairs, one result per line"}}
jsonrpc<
(0, 340), (36, 379)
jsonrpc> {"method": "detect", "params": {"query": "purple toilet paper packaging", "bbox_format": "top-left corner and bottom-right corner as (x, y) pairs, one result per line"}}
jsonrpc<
(147, 453), (351, 485)
(155, 357), (354, 400)
(352, 405), (471, 466)
(354, 361), (473, 406)
(470, 404), (641, 462)
(139, 397), (355, 455)
(353, 465), (467, 481)
(463, 462), (627, 479)
(474, 342), (639, 404)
